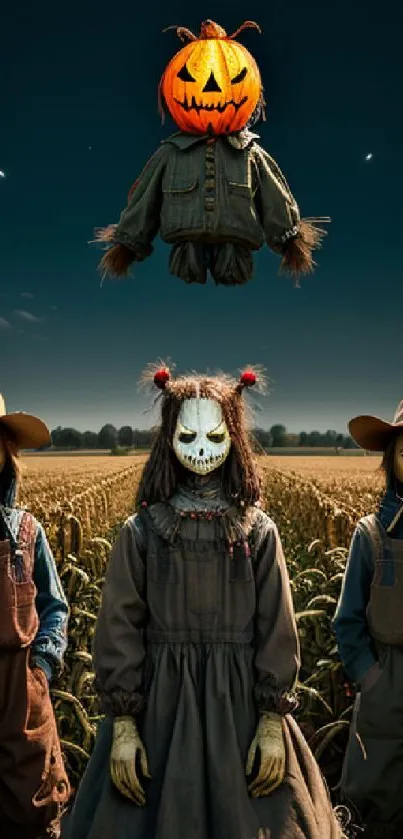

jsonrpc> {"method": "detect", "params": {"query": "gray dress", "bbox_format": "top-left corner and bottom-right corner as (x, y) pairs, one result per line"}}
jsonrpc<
(63, 478), (342, 839)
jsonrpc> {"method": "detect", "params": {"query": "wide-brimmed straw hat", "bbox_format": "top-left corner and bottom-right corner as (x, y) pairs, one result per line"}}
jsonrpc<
(349, 401), (403, 452)
(0, 394), (51, 450)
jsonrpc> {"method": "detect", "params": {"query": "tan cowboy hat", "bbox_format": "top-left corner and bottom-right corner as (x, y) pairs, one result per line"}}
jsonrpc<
(0, 394), (51, 449)
(349, 401), (403, 452)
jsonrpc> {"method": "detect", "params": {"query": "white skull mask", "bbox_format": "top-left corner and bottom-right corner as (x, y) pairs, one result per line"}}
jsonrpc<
(173, 398), (231, 475)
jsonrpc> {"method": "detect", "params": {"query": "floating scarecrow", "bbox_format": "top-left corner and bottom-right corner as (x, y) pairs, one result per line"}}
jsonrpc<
(96, 21), (329, 287)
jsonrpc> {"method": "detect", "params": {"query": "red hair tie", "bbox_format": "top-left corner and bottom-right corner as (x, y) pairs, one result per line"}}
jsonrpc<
(154, 368), (170, 389)
(237, 370), (257, 392)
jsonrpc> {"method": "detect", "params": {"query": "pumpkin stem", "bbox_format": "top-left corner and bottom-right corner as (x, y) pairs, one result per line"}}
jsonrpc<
(162, 24), (197, 43)
(227, 20), (261, 39)
(199, 20), (228, 39)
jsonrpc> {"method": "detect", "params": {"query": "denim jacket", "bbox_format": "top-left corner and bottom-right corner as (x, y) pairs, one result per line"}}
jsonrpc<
(332, 485), (403, 685)
(1, 505), (69, 681)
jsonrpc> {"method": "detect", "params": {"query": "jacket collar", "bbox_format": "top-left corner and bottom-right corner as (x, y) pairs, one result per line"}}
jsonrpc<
(161, 128), (259, 152)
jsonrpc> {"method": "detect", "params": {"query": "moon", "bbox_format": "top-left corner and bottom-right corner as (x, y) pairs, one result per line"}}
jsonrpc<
(365, 153), (373, 162)
(0, 171), (5, 178)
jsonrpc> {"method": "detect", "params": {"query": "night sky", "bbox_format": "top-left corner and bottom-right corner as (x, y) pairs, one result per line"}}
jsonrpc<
(1, 0), (402, 434)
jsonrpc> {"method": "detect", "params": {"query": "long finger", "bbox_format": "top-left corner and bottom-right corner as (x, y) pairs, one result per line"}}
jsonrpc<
(248, 758), (274, 795)
(252, 772), (284, 798)
(246, 741), (257, 777)
(121, 762), (146, 806)
(140, 748), (152, 780)
(251, 759), (286, 798)
(110, 761), (138, 803)
(125, 762), (146, 806)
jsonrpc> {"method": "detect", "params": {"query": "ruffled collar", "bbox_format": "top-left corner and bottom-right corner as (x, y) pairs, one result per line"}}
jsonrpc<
(140, 470), (262, 548)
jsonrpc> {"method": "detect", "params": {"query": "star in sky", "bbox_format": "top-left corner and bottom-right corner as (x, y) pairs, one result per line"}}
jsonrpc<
(0, 171), (5, 178)
(365, 153), (373, 162)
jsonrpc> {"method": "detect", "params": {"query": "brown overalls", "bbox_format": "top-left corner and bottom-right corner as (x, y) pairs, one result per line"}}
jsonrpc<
(0, 511), (70, 839)
(341, 514), (403, 831)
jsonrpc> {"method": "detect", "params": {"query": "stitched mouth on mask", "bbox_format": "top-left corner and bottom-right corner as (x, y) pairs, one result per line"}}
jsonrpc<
(182, 453), (226, 469)
(174, 96), (248, 114)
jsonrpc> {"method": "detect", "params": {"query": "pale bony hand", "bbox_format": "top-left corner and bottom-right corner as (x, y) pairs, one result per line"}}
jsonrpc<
(246, 711), (286, 797)
(110, 715), (151, 806)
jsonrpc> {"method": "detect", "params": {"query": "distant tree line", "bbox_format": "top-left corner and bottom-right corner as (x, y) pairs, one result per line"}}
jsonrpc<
(49, 424), (358, 451)
(50, 425), (156, 450)
(253, 425), (357, 450)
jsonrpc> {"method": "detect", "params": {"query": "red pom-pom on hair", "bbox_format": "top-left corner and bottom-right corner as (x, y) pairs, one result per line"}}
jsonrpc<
(154, 368), (170, 389)
(240, 370), (257, 388)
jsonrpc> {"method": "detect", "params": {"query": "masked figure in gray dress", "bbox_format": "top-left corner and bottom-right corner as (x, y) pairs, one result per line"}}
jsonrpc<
(64, 364), (343, 839)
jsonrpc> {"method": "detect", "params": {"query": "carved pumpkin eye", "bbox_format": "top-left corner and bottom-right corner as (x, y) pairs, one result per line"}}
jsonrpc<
(177, 63), (196, 82)
(207, 431), (226, 444)
(178, 431), (197, 444)
(231, 67), (247, 84)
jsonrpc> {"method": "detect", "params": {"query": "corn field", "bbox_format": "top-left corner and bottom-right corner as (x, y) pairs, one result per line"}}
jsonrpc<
(20, 453), (383, 798)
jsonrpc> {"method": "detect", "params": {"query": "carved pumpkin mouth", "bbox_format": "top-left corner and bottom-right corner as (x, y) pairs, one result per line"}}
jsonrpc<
(173, 95), (248, 114)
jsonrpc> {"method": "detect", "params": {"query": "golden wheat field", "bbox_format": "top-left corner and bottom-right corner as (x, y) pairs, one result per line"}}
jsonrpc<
(18, 453), (386, 798)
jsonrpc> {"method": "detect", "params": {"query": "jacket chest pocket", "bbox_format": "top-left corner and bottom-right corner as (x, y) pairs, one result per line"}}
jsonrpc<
(225, 152), (255, 197)
(227, 181), (253, 201)
(162, 178), (199, 196)
(162, 154), (200, 214)
(224, 164), (261, 240)
(186, 551), (219, 616)
(161, 177), (200, 231)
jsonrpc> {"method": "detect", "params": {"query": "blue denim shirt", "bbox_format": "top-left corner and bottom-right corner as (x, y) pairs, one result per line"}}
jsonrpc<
(332, 485), (403, 684)
(1, 506), (69, 681)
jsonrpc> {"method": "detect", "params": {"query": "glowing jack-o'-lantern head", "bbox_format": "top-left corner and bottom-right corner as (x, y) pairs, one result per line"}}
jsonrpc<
(159, 19), (264, 136)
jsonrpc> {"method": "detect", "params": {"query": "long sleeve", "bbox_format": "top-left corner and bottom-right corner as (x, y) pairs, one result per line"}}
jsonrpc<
(92, 515), (148, 717)
(332, 525), (377, 684)
(112, 145), (170, 258)
(252, 145), (300, 250)
(31, 522), (69, 681)
(253, 517), (300, 715)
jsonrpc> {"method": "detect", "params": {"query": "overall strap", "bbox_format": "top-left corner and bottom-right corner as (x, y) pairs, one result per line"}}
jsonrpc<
(359, 513), (396, 586)
(0, 505), (19, 548)
(359, 514), (384, 564)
